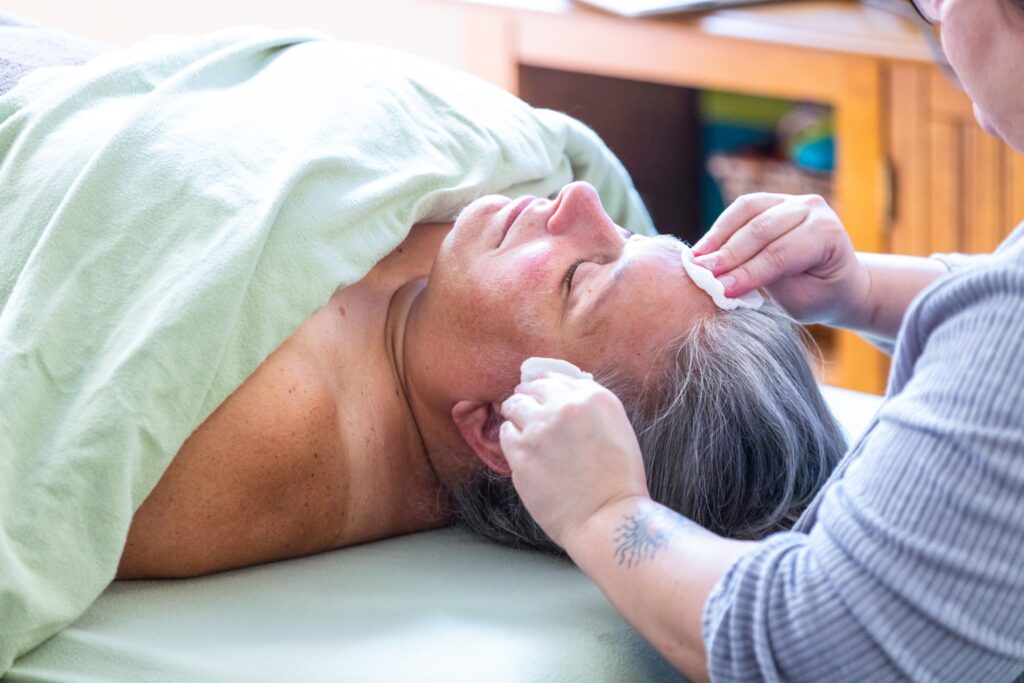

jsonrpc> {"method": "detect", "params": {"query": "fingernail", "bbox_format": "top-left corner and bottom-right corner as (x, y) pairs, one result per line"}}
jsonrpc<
(694, 253), (717, 270)
(718, 274), (736, 289)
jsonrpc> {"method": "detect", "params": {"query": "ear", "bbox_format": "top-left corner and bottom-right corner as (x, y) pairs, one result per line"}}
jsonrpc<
(451, 400), (511, 476)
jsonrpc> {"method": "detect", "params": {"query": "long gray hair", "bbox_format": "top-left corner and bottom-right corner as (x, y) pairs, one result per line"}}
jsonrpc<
(452, 301), (847, 552)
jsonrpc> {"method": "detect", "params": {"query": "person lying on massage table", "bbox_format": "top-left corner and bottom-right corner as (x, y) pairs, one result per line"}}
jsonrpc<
(118, 181), (846, 578)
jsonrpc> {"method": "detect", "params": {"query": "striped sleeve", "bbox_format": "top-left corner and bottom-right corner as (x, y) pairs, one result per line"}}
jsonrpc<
(702, 263), (1024, 682)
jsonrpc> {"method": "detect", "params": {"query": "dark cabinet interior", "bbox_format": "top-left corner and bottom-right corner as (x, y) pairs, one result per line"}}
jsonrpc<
(518, 65), (703, 243)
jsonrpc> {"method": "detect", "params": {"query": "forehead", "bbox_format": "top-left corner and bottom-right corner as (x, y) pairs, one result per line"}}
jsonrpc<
(569, 236), (716, 378)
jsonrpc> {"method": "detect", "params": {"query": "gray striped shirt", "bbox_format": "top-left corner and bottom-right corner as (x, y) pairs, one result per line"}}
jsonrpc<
(703, 225), (1024, 682)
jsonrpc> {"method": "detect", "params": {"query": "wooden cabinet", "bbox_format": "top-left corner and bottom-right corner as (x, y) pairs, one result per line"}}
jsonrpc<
(438, 0), (1024, 393)
(890, 64), (1024, 258)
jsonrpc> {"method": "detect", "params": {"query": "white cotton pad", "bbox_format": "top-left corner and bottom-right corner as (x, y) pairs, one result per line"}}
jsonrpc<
(679, 243), (764, 311)
(520, 357), (594, 383)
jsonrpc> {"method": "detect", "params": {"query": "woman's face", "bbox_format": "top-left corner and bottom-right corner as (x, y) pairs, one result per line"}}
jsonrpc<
(419, 182), (713, 400)
(941, 0), (1024, 152)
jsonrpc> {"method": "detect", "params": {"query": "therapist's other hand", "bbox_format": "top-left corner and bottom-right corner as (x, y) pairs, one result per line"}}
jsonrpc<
(499, 374), (650, 549)
(692, 193), (870, 325)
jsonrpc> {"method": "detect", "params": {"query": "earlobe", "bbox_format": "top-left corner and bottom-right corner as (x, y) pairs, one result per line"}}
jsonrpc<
(451, 400), (512, 476)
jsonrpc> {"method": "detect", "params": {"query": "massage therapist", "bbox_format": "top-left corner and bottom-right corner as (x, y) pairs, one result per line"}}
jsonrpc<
(499, 1), (1024, 680)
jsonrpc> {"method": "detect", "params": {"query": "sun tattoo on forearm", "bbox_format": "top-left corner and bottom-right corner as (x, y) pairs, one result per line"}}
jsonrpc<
(613, 507), (678, 568)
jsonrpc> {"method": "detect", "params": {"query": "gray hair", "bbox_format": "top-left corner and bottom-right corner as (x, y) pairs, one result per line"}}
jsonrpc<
(452, 301), (847, 552)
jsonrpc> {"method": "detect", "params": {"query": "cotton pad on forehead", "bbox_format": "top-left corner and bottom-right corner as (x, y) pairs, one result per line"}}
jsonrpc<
(520, 357), (594, 383)
(679, 243), (764, 311)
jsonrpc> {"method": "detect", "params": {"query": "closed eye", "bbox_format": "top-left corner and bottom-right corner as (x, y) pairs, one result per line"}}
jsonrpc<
(563, 260), (584, 292)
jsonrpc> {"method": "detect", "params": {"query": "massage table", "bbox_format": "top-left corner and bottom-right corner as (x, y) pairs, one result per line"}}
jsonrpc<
(6, 386), (882, 682)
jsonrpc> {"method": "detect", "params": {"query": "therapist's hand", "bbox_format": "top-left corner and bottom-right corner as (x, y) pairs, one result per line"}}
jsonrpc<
(692, 192), (870, 326)
(499, 373), (650, 549)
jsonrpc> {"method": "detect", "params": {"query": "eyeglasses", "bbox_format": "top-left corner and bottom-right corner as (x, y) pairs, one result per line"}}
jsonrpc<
(911, 0), (941, 23)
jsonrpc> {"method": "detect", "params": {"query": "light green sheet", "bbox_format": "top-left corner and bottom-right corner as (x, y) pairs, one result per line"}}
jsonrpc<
(0, 28), (652, 673)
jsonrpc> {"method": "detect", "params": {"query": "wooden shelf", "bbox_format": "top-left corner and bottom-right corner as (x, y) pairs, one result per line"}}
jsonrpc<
(443, 0), (934, 61)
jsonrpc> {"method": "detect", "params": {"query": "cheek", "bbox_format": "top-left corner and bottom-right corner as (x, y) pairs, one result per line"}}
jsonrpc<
(488, 242), (556, 309)
(458, 243), (559, 350)
(942, 6), (999, 102)
(505, 243), (555, 283)
(502, 247), (555, 342)
(943, 10), (1024, 147)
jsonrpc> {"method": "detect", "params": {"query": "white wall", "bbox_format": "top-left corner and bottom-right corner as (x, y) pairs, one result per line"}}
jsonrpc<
(4, 0), (470, 68)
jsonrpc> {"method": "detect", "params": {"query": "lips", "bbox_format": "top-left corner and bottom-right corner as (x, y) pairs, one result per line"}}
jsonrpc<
(499, 196), (535, 247)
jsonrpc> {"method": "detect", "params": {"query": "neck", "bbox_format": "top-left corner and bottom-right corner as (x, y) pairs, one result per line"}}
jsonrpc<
(384, 276), (452, 495)
(388, 276), (477, 494)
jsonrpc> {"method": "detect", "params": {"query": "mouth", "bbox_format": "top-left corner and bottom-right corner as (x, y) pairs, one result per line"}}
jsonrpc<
(498, 196), (536, 247)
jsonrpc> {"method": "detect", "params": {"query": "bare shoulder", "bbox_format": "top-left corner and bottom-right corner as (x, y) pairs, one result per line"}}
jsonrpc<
(118, 226), (451, 578)
(119, 319), (348, 578)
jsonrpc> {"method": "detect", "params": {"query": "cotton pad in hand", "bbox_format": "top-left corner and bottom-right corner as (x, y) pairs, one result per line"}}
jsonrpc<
(679, 244), (764, 311)
(520, 357), (594, 383)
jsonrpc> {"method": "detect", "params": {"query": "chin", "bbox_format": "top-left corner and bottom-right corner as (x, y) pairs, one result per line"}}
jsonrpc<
(972, 102), (1020, 150)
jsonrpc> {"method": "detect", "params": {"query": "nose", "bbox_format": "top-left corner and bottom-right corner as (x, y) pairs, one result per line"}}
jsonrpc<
(546, 182), (619, 242)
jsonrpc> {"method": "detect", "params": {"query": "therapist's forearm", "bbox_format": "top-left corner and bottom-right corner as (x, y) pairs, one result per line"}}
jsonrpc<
(562, 496), (757, 683)
(838, 253), (949, 343)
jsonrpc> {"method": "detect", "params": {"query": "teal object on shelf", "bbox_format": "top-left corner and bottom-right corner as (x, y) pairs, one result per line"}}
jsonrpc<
(792, 136), (835, 173)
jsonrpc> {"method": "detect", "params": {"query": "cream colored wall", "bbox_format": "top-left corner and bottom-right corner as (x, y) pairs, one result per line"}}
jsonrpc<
(4, 0), (469, 68)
